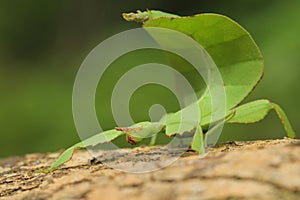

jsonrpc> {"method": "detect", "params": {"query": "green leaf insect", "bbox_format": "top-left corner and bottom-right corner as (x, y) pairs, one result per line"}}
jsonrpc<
(41, 10), (296, 172)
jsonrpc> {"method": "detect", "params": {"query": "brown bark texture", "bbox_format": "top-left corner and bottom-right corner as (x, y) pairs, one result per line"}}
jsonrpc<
(1, 138), (300, 200)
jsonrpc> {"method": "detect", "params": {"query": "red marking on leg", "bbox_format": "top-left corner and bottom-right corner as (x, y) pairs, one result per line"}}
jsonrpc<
(126, 135), (137, 145)
(115, 126), (143, 133)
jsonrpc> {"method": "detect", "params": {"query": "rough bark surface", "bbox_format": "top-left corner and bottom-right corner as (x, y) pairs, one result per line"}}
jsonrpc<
(1, 138), (300, 200)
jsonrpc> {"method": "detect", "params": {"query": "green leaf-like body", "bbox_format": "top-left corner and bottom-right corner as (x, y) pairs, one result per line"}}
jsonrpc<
(43, 10), (296, 172)
(141, 10), (264, 119)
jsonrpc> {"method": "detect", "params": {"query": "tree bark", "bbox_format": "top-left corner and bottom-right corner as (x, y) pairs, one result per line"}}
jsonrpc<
(1, 138), (300, 200)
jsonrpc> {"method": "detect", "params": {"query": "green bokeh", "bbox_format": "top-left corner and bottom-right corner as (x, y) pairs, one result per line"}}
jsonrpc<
(0, 0), (299, 157)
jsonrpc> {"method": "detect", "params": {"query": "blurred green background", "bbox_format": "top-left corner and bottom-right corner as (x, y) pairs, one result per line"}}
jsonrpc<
(1, 0), (299, 158)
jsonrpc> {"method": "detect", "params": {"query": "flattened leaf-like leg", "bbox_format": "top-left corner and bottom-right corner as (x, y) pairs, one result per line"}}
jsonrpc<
(191, 125), (205, 154)
(228, 99), (296, 138)
(37, 129), (125, 172)
(149, 133), (158, 146)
